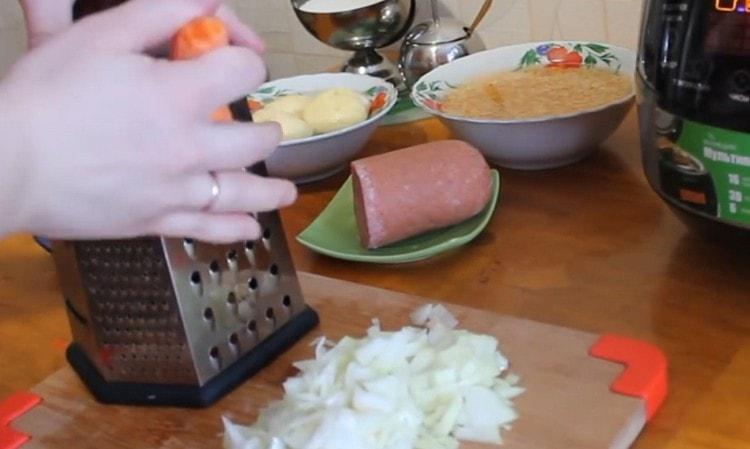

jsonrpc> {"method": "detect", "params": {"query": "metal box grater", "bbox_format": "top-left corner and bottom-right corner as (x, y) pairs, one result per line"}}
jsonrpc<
(52, 207), (319, 407)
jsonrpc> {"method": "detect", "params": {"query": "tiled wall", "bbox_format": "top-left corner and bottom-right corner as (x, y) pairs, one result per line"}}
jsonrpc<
(0, 1), (27, 77)
(0, 0), (644, 79)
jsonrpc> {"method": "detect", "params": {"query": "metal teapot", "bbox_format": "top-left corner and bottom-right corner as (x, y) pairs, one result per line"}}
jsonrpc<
(399, 0), (491, 90)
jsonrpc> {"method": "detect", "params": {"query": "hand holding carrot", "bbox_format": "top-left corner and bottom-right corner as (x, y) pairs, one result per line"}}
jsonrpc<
(0, 0), (295, 242)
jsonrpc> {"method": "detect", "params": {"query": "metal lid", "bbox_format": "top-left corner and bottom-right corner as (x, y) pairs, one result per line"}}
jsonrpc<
(403, 18), (470, 45)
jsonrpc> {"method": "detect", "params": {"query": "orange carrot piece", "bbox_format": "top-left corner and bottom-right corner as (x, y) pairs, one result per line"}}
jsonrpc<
(369, 91), (387, 114)
(211, 106), (233, 122)
(171, 16), (229, 61)
(172, 17), (233, 121)
(247, 99), (263, 112)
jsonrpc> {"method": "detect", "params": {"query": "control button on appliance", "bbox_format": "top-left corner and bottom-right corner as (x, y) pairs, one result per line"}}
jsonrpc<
(684, 59), (712, 81)
(731, 70), (750, 93)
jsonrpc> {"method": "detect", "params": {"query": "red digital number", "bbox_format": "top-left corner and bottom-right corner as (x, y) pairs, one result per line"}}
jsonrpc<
(716, 0), (738, 11)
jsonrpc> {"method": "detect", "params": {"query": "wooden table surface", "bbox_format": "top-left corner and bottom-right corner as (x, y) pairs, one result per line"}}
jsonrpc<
(1, 111), (749, 449)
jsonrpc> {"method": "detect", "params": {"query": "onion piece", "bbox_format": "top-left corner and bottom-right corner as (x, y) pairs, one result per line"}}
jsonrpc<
(223, 304), (523, 449)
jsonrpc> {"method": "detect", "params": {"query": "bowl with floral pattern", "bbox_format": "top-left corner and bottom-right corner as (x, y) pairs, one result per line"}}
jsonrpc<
(410, 42), (636, 169)
(249, 73), (398, 183)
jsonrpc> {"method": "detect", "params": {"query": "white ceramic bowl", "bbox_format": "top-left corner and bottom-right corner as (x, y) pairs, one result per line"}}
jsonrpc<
(249, 73), (398, 183)
(411, 41), (636, 169)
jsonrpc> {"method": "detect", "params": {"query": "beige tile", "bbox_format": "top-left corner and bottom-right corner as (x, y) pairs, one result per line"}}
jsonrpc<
(435, 0), (461, 19)
(0, 23), (27, 78)
(229, 0), (293, 34)
(528, 0), (564, 41)
(294, 53), (349, 74)
(455, 0), (496, 24)
(265, 53), (301, 80)
(529, 0), (607, 42)
(0, 0), (24, 29)
(605, 0), (643, 49)
(226, 0), (296, 53)
(260, 31), (295, 54)
(473, 0), (533, 47)
(413, 0), (458, 24)
(556, 0), (607, 42)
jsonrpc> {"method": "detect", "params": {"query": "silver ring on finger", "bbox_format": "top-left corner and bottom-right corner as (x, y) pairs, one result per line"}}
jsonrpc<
(203, 171), (221, 212)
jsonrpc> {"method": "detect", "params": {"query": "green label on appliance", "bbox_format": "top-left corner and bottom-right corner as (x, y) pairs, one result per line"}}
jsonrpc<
(677, 120), (750, 224)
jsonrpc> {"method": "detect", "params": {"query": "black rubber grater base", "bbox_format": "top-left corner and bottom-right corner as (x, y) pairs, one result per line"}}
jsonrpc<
(66, 306), (319, 407)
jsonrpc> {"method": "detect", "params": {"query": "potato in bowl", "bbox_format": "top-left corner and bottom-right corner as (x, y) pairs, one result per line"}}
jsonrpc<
(411, 42), (636, 170)
(247, 73), (397, 183)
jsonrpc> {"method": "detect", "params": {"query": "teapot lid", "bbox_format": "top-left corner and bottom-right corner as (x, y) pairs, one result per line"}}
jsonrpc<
(403, 18), (470, 45)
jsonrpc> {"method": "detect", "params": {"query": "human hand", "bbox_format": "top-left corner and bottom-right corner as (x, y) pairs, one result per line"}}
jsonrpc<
(0, 0), (295, 243)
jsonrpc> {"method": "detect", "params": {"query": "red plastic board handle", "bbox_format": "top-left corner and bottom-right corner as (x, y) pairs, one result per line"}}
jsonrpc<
(0, 428), (29, 449)
(589, 334), (668, 421)
(0, 392), (42, 449)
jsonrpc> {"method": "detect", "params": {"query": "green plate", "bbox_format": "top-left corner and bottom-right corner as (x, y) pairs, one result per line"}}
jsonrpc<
(296, 170), (501, 264)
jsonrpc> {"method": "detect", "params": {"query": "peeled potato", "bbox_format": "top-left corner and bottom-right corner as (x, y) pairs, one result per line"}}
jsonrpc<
(254, 108), (314, 141)
(302, 88), (369, 134)
(263, 95), (312, 117)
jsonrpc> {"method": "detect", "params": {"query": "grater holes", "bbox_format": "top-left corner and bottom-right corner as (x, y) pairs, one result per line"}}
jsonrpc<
(209, 346), (221, 370)
(244, 241), (256, 266)
(265, 307), (275, 323)
(227, 291), (238, 308)
(269, 263), (279, 276)
(229, 333), (240, 354)
(227, 250), (239, 271)
(183, 238), (196, 258)
(282, 295), (292, 308)
(190, 271), (203, 297)
(209, 260), (221, 283)
(262, 229), (272, 250)
(203, 307), (215, 321)
(247, 320), (257, 334)
(248, 277), (259, 291)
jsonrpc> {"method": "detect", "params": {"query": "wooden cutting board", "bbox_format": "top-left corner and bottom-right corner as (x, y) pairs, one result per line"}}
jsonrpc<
(11, 273), (655, 449)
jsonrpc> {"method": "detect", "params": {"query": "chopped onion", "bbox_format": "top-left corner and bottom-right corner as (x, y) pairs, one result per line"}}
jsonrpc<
(223, 304), (523, 449)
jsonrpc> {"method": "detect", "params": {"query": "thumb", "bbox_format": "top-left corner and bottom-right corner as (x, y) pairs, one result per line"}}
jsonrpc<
(20, 0), (76, 48)
(71, 0), (222, 52)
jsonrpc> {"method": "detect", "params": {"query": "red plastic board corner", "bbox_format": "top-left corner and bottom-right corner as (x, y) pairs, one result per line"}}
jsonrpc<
(0, 428), (29, 449)
(0, 392), (42, 449)
(589, 334), (668, 421)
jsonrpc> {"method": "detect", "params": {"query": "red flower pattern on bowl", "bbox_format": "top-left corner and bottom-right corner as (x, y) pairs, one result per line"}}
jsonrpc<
(546, 45), (583, 68)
